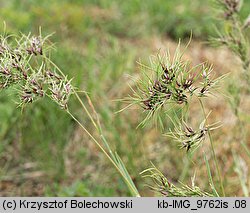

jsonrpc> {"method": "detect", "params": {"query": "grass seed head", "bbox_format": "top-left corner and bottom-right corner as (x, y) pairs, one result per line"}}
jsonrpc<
(131, 45), (220, 126)
(141, 165), (214, 197)
(0, 32), (73, 110)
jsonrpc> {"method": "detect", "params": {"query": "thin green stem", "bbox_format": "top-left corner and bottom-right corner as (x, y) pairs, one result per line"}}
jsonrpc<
(179, 152), (194, 182)
(198, 98), (225, 196)
(179, 103), (193, 182)
(44, 56), (140, 196)
(67, 110), (140, 197)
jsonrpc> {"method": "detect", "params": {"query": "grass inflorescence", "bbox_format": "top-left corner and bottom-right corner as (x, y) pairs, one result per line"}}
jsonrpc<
(128, 41), (226, 196)
(130, 42), (222, 129)
(0, 28), (140, 197)
(141, 164), (215, 197)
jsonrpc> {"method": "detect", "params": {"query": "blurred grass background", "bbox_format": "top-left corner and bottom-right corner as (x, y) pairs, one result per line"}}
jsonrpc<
(0, 0), (250, 196)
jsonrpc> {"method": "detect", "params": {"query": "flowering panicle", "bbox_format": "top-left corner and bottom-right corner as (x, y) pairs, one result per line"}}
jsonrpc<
(212, 0), (250, 85)
(25, 36), (44, 55)
(131, 46), (220, 125)
(0, 32), (73, 110)
(49, 77), (72, 109)
(0, 30), (142, 197)
(141, 165), (214, 197)
(217, 0), (242, 19)
(167, 119), (221, 152)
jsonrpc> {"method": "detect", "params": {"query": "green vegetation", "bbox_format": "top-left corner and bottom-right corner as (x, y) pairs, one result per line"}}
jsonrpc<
(0, 0), (249, 196)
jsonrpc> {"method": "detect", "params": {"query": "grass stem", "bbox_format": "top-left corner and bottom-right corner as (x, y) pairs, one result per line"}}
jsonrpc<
(198, 98), (225, 196)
